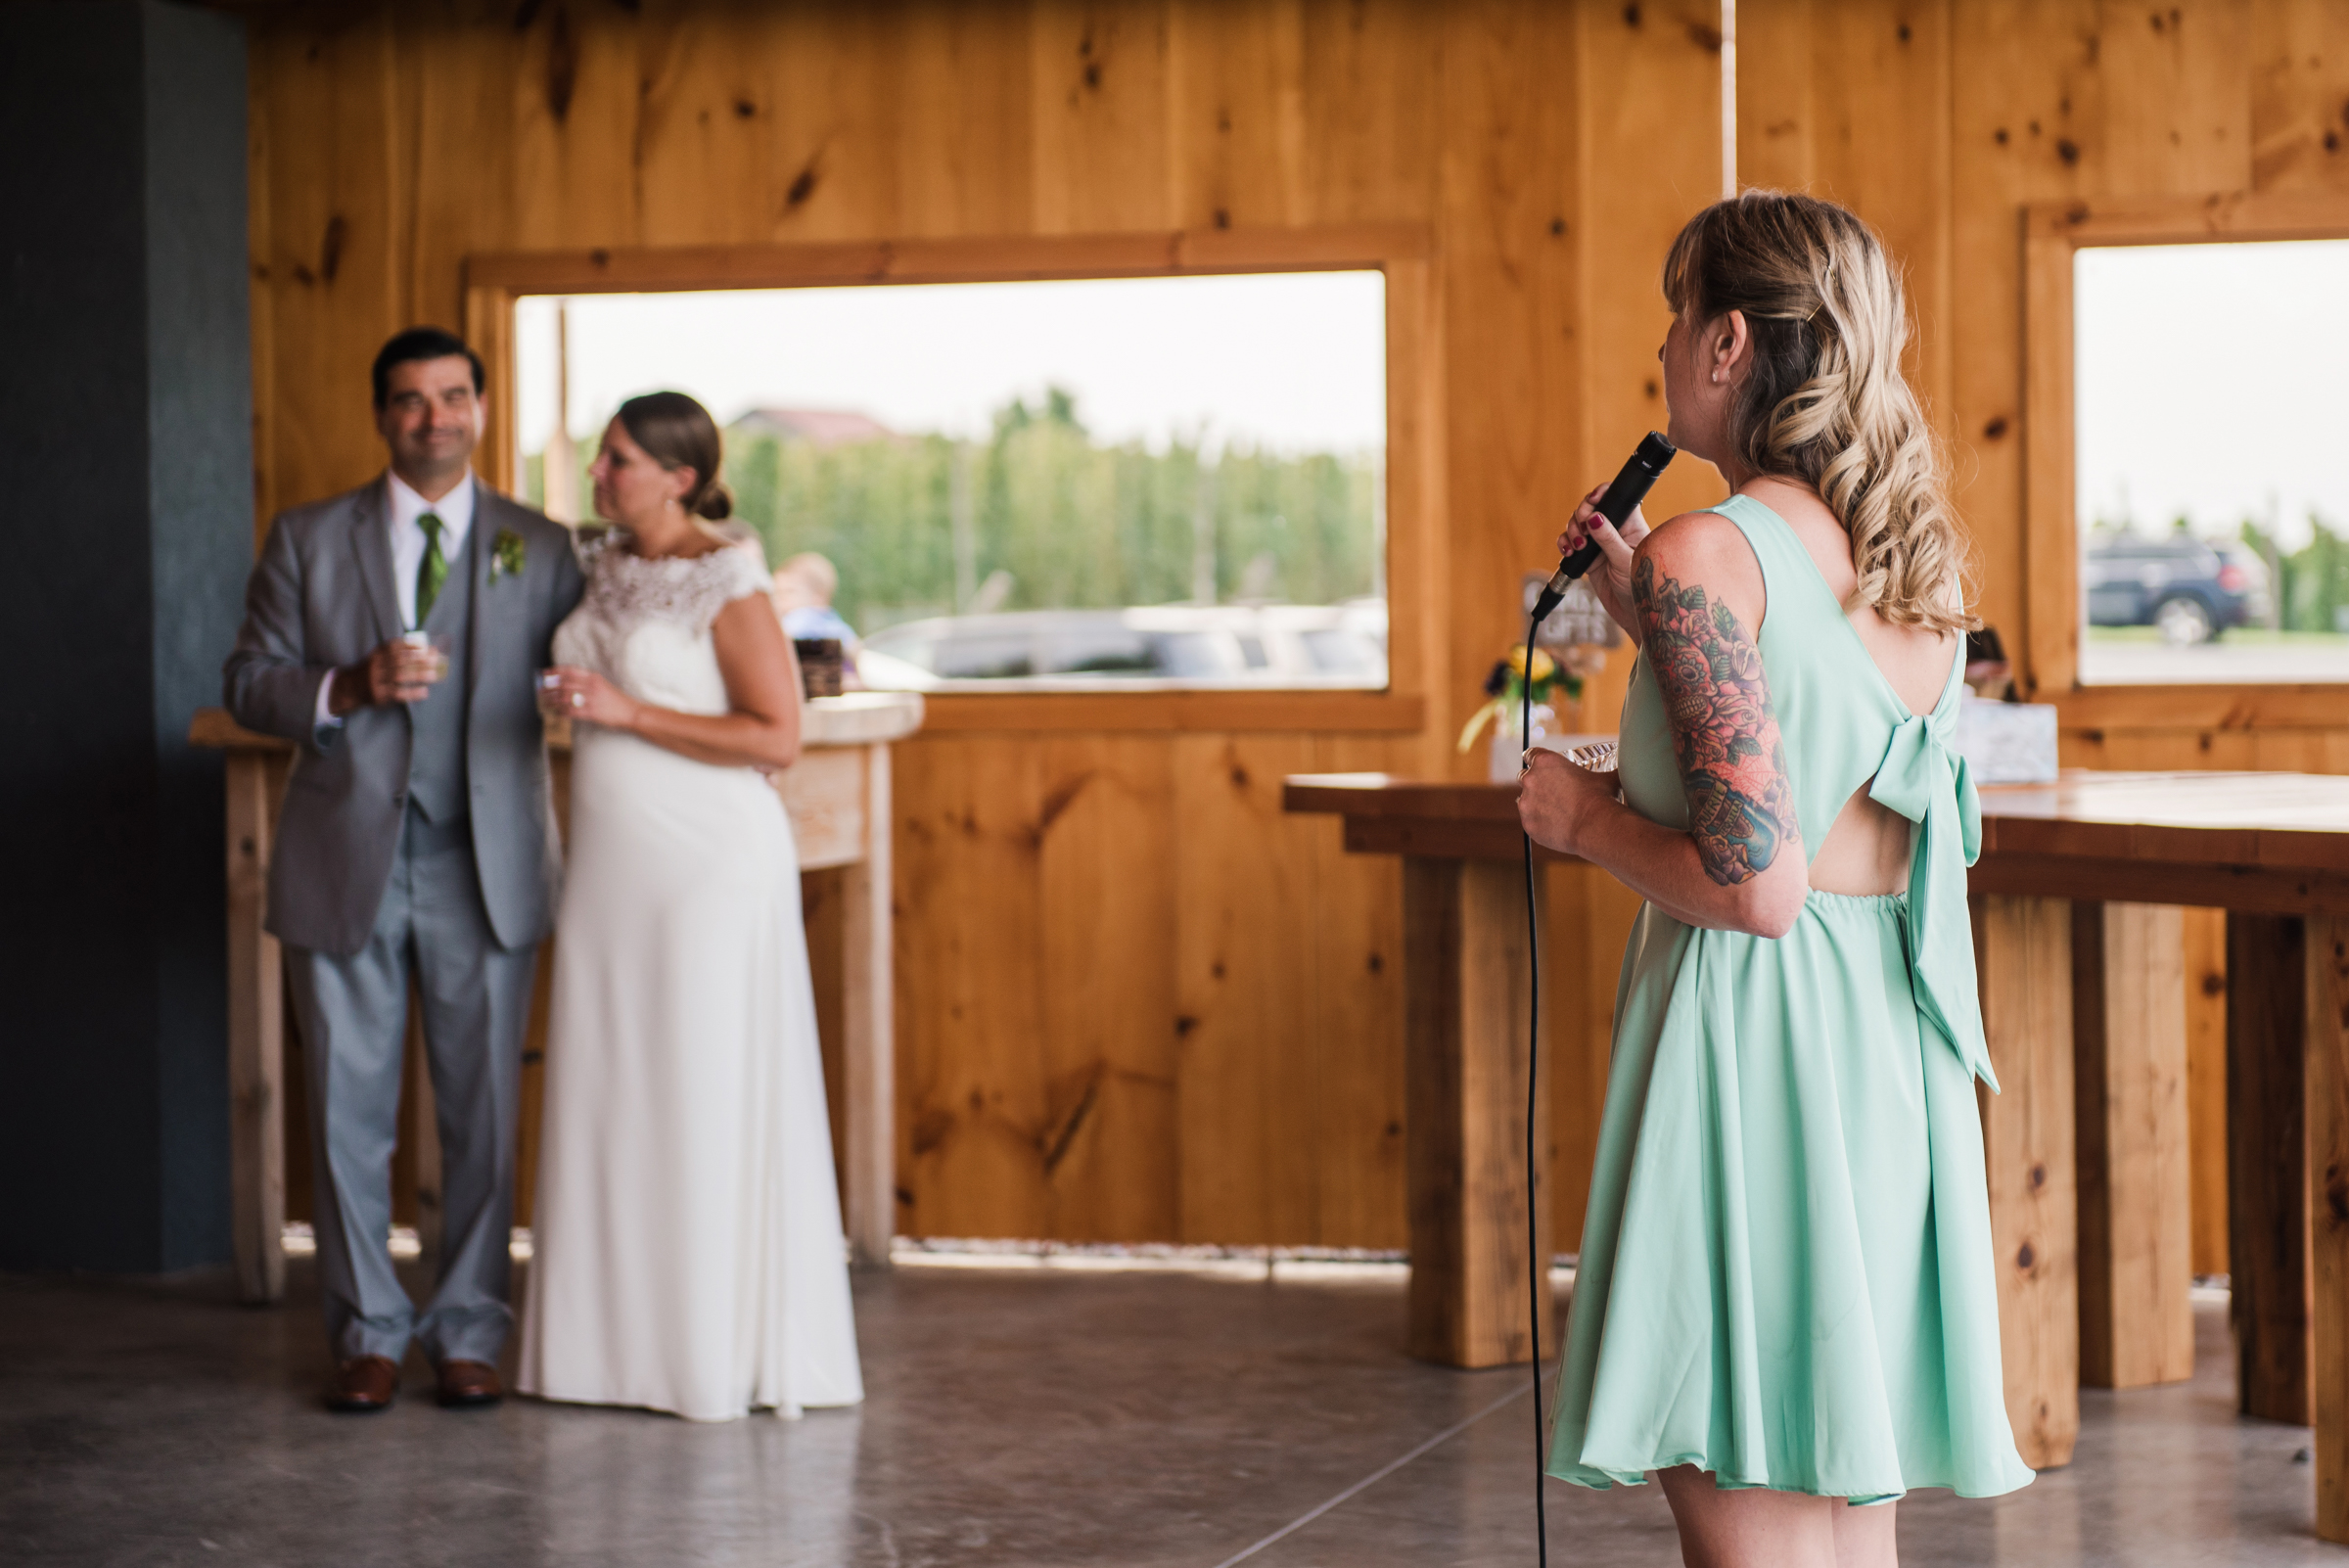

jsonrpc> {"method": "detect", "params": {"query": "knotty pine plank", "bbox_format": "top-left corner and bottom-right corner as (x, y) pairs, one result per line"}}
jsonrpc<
(896, 2), (1039, 238)
(505, 0), (647, 251)
(1296, 0), (1441, 226)
(1169, 0), (1310, 230)
(2072, 900), (2195, 1388)
(1974, 893), (2083, 1470)
(760, 6), (904, 245)
(2062, 728), (2263, 772)
(1733, 0), (1815, 191)
(392, 13), (520, 328)
(2092, 0), (2256, 198)
(2185, 905), (2232, 1277)
(1577, 0), (1727, 532)
(1738, 0), (1957, 432)
(250, 9), (407, 516)
(1173, 733), (1322, 1244)
(627, 5), (789, 248)
(892, 735), (1055, 1240)
(1305, 733), (1413, 1250)
(2254, 730), (2349, 775)
(1434, 0), (1585, 777)
(2229, 910), (2314, 1424)
(2251, 0), (2349, 193)
(1948, 0), (2100, 684)
(1029, 0), (1176, 234)
(1034, 736), (1181, 1241)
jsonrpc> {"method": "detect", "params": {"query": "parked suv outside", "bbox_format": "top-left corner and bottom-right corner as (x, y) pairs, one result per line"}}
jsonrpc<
(2084, 534), (2270, 645)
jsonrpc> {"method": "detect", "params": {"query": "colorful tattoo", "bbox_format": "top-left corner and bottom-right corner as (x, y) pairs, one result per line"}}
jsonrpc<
(1632, 555), (1800, 886)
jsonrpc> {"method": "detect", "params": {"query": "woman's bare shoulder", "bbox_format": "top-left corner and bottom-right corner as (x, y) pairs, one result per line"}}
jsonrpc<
(1632, 509), (1764, 608)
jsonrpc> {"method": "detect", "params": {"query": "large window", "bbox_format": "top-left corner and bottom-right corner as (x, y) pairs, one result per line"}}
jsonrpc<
(2074, 239), (2349, 685)
(514, 272), (1387, 692)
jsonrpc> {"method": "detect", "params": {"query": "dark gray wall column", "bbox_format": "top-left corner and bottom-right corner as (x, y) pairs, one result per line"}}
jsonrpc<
(0, 1), (251, 1271)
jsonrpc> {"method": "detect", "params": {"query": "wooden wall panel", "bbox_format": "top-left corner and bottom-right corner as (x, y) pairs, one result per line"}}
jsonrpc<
(1579, 0), (1727, 531)
(1297, 0), (1440, 225)
(2252, 0), (2349, 192)
(1433, 0), (1580, 775)
(897, 5), (1039, 237)
(1169, 1), (1310, 229)
(1172, 733), (1323, 1242)
(1304, 733), (1414, 1249)
(1031, 1), (1176, 234)
(1735, 0), (1954, 432)
(892, 736), (1053, 1238)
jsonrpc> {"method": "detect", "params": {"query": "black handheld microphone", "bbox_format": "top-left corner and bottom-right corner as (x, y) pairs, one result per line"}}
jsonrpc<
(1529, 431), (1678, 622)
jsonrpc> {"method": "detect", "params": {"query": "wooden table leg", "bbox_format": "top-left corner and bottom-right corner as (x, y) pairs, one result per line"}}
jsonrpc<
(1972, 894), (2080, 1470)
(2072, 901), (2194, 1388)
(225, 753), (286, 1304)
(2228, 913), (2311, 1425)
(2309, 916), (2349, 1545)
(841, 743), (896, 1269)
(1401, 857), (1552, 1368)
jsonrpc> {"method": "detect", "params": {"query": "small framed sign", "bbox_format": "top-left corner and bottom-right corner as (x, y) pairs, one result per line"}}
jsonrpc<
(1522, 572), (1621, 651)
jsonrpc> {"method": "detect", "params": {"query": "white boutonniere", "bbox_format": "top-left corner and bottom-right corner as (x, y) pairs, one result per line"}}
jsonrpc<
(491, 529), (527, 581)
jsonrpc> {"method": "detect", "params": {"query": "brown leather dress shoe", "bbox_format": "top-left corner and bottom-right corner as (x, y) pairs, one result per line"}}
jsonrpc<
(436, 1359), (504, 1408)
(326, 1356), (400, 1412)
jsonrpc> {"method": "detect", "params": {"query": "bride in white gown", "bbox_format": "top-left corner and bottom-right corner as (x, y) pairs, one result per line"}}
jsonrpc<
(519, 391), (863, 1422)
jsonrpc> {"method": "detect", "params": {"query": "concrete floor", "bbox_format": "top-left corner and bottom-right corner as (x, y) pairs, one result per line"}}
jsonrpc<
(0, 1258), (2332, 1567)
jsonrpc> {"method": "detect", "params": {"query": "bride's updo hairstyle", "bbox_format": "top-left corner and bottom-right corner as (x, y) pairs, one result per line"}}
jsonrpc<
(1662, 190), (1975, 633)
(615, 391), (734, 522)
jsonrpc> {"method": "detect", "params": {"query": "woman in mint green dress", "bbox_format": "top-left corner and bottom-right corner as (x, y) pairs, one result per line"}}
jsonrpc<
(1517, 190), (2033, 1566)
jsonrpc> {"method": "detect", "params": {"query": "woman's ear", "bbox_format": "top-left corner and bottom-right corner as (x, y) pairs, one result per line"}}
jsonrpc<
(668, 464), (700, 510)
(1716, 310), (1752, 385)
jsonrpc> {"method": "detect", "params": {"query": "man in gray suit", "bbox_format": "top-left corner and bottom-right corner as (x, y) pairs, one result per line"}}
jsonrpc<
(225, 327), (584, 1412)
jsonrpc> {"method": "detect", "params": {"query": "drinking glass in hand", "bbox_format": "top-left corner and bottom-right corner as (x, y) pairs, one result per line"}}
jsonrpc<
(398, 629), (451, 691)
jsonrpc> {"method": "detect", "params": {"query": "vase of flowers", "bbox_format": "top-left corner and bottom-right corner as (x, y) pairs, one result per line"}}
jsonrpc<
(1458, 645), (1580, 783)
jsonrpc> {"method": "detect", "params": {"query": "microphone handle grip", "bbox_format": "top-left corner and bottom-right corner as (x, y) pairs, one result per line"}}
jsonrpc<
(1534, 436), (1674, 614)
(1555, 536), (1603, 581)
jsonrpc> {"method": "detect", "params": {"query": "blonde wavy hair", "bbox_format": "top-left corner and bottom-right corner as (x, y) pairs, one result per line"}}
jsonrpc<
(1662, 191), (1976, 633)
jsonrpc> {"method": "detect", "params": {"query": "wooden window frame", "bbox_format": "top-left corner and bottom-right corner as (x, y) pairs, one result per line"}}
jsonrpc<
(462, 226), (1434, 735)
(2024, 190), (2349, 729)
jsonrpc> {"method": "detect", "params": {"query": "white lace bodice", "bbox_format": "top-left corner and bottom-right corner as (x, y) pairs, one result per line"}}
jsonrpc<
(553, 528), (773, 715)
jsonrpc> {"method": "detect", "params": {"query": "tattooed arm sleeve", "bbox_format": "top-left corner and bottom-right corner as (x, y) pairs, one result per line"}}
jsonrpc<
(1632, 553), (1802, 887)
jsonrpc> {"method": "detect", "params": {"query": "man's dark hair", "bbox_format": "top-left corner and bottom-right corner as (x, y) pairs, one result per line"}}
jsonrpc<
(372, 327), (484, 408)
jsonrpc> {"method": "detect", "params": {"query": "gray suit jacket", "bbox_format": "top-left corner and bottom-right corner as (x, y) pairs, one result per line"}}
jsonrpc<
(224, 477), (586, 956)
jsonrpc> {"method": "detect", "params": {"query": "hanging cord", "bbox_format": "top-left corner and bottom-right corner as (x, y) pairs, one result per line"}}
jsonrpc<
(1521, 610), (1550, 1568)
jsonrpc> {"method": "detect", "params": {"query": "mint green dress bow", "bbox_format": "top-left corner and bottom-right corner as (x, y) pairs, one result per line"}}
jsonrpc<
(1868, 713), (1997, 1090)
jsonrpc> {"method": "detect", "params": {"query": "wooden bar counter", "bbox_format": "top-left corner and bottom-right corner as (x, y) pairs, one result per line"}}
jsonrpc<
(193, 693), (923, 1305)
(1285, 767), (2349, 1543)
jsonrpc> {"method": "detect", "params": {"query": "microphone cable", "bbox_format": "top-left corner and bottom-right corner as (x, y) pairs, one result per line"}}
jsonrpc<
(1515, 433), (1670, 1566)
(1520, 604), (1551, 1568)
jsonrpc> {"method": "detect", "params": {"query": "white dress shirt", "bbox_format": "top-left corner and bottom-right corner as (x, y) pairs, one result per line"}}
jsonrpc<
(313, 472), (479, 731)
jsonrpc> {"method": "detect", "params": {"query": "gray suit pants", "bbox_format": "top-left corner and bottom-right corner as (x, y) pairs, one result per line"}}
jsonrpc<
(284, 807), (537, 1364)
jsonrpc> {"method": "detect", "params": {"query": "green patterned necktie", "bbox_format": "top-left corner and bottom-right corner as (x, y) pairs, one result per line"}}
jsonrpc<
(414, 513), (448, 627)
